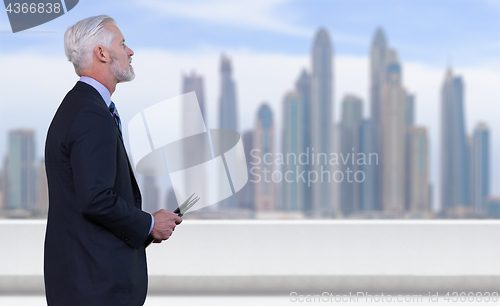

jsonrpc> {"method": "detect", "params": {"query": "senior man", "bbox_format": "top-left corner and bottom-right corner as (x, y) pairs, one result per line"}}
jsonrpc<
(44, 15), (181, 305)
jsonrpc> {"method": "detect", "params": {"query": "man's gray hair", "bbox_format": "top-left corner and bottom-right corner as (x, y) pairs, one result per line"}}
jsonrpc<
(64, 15), (117, 75)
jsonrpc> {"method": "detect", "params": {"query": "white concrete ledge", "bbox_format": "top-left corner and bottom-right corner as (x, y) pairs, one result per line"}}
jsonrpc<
(3, 275), (500, 295)
(1, 220), (500, 294)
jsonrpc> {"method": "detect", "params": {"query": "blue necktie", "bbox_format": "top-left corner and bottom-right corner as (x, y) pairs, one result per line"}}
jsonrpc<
(109, 102), (122, 137)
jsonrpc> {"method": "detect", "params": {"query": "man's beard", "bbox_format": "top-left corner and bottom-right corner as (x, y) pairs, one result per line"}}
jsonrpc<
(110, 53), (135, 83)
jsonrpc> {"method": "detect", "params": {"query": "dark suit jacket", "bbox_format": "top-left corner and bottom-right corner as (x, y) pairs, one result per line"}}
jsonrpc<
(44, 81), (152, 306)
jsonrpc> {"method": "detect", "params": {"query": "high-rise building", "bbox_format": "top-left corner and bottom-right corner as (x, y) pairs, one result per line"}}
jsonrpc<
(371, 27), (388, 131)
(182, 71), (206, 122)
(238, 130), (255, 211)
(35, 160), (48, 217)
(295, 69), (312, 215)
(282, 91), (303, 212)
(310, 28), (333, 216)
(1, 157), (7, 213)
(355, 119), (378, 212)
(182, 71), (209, 211)
(441, 69), (470, 214)
(6, 129), (36, 212)
(370, 28), (388, 211)
(404, 94), (415, 211)
(470, 123), (490, 215)
(340, 95), (363, 216)
(254, 103), (275, 212)
(486, 197), (500, 218)
(380, 50), (406, 213)
(219, 55), (238, 132)
(405, 94), (415, 127)
(331, 123), (342, 216)
(218, 55), (239, 210)
(408, 127), (430, 213)
(142, 176), (159, 213)
(0, 168), (4, 212)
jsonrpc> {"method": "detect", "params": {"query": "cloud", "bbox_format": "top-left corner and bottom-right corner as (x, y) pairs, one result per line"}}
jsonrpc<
(138, 0), (311, 37)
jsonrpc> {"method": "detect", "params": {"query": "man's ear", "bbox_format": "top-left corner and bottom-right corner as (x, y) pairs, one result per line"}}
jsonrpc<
(95, 46), (109, 63)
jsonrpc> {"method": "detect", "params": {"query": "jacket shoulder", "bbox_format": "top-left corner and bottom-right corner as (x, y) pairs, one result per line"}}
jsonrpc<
(45, 82), (112, 155)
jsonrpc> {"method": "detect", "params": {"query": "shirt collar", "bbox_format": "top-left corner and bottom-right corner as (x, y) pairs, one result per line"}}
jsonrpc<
(79, 76), (112, 108)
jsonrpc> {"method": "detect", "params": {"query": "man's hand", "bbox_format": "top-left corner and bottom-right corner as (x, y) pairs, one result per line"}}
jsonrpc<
(150, 209), (182, 243)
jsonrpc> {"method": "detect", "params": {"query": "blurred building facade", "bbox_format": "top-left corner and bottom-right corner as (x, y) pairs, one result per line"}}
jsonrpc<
(237, 130), (255, 212)
(4, 130), (36, 216)
(282, 91), (304, 213)
(35, 160), (48, 217)
(470, 123), (490, 215)
(404, 94), (415, 211)
(182, 71), (209, 211)
(253, 103), (275, 212)
(310, 28), (333, 216)
(218, 55), (239, 210)
(295, 69), (312, 216)
(370, 28), (387, 211)
(441, 69), (470, 215)
(408, 127), (430, 214)
(380, 50), (407, 214)
(355, 119), (378, 213)
(339, 95), (363, 216)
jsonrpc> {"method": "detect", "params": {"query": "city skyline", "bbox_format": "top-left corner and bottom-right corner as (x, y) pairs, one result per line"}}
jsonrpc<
(1, 25), (497, 219)
(0, 19), (499, 216)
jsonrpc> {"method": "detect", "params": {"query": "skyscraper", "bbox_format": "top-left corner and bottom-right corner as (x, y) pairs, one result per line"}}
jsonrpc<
(182, 71), (208, 211)
(340, 95), (363, 216)
(182, 71), (206, 122)
(238, 130), (255, 211)
(405, 94), (415, 211)
(331, 123), (342, 216)
(6, 129), (36, 212)
(441, 69), (469, 214)
(370, 27), (388, 211)
(408, 127), (430, 213)
(370, 28), (388, 130)
(380, 50), (406, 213)
(1, 157), (7, 213)
(36, 160), (48, 217)
(218, 55), (239, 210)
(295, 69), (312, 215)
(254, 103), (275, 212)
(0, 167), (4, 212)
(470, 122), (490, 215)
(486, 197), (500, 218)
(355, 119), (378, 212)
(219, 54), (238, 132)
(310, 28), (333, 216)
(282, 91), (303, 212)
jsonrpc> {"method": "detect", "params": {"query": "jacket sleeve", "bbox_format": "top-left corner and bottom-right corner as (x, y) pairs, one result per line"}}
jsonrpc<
(68, 106), (151, 248)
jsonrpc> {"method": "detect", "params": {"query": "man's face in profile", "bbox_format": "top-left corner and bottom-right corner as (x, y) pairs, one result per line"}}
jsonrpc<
(107, 23), (135, 83)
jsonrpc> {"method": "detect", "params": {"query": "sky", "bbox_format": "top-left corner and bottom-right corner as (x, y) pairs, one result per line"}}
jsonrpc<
(1, 0), (499, 210)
